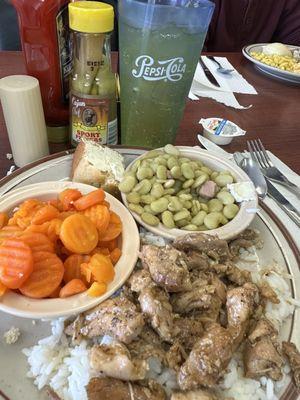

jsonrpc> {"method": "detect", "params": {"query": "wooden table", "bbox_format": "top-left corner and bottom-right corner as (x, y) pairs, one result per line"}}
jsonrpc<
(0, 51), (300, 178)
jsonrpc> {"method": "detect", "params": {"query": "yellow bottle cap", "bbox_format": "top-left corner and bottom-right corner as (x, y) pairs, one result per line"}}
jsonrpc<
(68, 1), (114, 33)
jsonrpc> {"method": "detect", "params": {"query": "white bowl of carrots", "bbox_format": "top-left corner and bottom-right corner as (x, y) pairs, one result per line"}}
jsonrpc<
(0, 181), (140, 319)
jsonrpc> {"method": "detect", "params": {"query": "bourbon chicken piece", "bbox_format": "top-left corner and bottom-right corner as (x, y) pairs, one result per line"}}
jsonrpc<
(128, 268), (155, 293)
(90, 342), (148, 381)
(282, 341), (300, 388)
(87, 377), (166, 400)
(140, 245), (191, 292)
(138, 286), (179, 343)
(173, 233), (231, 262)
(66, 296), (144, 344)
(258, 280), (279, 304)
(178, 323), (233, 390)
(226, 283), (258, 349)
(211, 262), (251, 286)
(128, 326), (168, 365)
(244, 318), (283, 381)
(173, 316), (204, 350)
(171, 278), (215, 314)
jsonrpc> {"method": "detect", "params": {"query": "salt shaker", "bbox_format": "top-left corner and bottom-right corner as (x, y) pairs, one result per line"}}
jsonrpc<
(0, 75), (49, 167)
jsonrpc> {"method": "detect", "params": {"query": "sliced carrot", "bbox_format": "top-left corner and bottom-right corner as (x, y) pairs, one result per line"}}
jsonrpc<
(88, 253), (115, 284)
(48, 199), (64, 212)
(0, 281), (7, 297)
(0, 225), (23, 244)
(0, 238), (33, 289)
(98, 211), (122, 242)
(59, 189), (82, 211)
(110, 248), (122, 265)
(31, 204), (60, 225)
(59, 279), (87, 298)
(26, 218), (62, 242)
(87, 282), (107, 297)
(20, 232), (55, 253)
(63, 254), (90, 283)
(59, 211), (76, 221)
(48, 285), (62, 298)
(73, 189), (105, 211)
(60, 214), (98, 254)
(83, 204), (110, 234)
(0, 212), (9, 229)
(91, 247), (110, 256)
(98, 238), (118, 252)
(19, 251), (64, 298)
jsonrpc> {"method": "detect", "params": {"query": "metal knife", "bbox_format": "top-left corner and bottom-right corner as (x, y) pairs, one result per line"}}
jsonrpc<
(266, 180), (300, 227)
(199, 57), (221, 88)
(197, 134), (231, 158)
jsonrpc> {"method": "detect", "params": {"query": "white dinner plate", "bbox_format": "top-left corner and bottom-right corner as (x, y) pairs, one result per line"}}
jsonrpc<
(0, 146), (299, 400)
(242, 43), (300, 84)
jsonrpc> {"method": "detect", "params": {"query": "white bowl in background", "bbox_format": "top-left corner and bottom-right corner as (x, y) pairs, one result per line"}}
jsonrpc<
(0, 181), (140, 319)
(121, 146), (258, 240)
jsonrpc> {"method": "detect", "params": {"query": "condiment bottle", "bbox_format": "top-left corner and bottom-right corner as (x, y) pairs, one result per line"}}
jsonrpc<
(0, 75), (49, 167)
(11, 0), (72, 143)
(68, 1), (118, 147)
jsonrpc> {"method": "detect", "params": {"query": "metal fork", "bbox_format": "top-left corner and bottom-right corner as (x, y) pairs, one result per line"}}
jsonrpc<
(247, 139), (300, 199)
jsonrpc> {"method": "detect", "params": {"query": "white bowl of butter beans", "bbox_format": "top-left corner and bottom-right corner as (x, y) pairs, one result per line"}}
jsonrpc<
(119, 145), (258, 240)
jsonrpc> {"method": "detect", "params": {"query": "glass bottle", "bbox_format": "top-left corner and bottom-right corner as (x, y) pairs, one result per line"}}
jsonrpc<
(69, 1), (117, 147)
(11, 0), (72, 143)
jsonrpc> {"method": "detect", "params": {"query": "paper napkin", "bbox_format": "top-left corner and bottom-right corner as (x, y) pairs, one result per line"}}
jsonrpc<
(189, 56), (257, 109)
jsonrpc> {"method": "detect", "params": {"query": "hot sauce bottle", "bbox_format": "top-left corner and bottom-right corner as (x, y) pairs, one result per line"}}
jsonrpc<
(68, 1), (118, 147)
(11, 0), (72, 143)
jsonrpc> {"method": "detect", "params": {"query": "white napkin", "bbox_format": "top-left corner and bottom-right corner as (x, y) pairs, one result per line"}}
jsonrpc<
(262, 151), (300, 248)
(189, 56), (257, 109)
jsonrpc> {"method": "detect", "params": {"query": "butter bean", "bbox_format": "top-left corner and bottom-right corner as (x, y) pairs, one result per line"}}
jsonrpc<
(181, 163), (195, 179)
(137, 166), (153, 180)
(223, 204), (239, 219)
(141, 212), (160, 226)
(191, 210), (207, 226)
(167, 156), (179, 170)
(126, 192), (140, 204)
(168, 197), (183, 212)
(204, 212), (222, 230)
(174, 209), (190, 221)
(156, 165), (167, 180)
(161, 211), (175, 228)
(133, 179), (152, 194)
(182, 224), (198, 231)
(150, 183), (164, 199)
(164, 144), (180, 156)
(192, 174), (208, 188)
(170, 165), (182, 179)
(119, 176), (137, 193)
(164, 179), (175, 189)
(217, 191), (235, 205)
(128, 203), (144, 215)
(182, 179), (194, 189)
(215, 174), (234, 187)
(140, 194), (156, 204)
(150, 198), (169, 213)
(208, 199), (223, 212)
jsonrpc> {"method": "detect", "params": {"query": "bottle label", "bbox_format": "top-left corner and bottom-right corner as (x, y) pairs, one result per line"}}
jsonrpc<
(71, 92), (117, 145)
(132, 55), (187, 82)
(56, 5), (72, 103)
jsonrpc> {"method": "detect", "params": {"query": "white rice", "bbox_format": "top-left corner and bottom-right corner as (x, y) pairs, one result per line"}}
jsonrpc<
(22, 242), (298, 400)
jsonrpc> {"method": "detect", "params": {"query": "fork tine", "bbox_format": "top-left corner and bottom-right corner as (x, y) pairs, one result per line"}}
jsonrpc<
(247, 141), (259, 163)
(257, 139), (273, 168)
(248, 140), (264, 168)
(253, 139), (268, 169)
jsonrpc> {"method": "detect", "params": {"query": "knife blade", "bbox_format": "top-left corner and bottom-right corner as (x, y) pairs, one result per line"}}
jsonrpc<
(197, 134), (232, 159)
(266, 180), (300, 227)
(198, 57), (221, 88)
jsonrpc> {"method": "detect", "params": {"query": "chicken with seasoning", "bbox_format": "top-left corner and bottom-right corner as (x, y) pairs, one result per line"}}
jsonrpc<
(55, 230), (298, 400)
